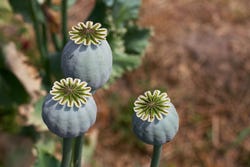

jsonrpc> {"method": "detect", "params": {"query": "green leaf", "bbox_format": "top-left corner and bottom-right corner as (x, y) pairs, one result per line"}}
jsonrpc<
(113, 53), (142, 71)
(36, 134), (56, 154)
(0, 69), (30, 106)
(34, 150), (60, 167)
(89, 0), (141, 25)
(109, 34), (125, 54)
(89, 0), (151, 86)
(8, 0), (44, 23)
(124, 26), (151, 54)
(112, 0), (141, 23)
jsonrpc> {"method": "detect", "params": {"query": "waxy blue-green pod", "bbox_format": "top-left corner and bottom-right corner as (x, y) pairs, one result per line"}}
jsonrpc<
(61, 21), (112, 91)
(42, 78), (97, 138)
(132, 90), (179, 145)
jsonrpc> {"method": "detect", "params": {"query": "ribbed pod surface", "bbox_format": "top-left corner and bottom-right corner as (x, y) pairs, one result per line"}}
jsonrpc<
(42, 94), (97, 138)
(61, 40), (112, 91)
(132, 103), (179, 145)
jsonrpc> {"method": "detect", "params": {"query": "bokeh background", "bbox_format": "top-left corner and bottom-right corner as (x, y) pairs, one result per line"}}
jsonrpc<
(0, 0), (250, 167)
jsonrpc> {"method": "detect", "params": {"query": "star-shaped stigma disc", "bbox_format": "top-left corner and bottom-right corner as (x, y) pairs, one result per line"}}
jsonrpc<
(134, 90), (171, 122)
(69, 21), (107, 45)
(50, 78), (92, 108)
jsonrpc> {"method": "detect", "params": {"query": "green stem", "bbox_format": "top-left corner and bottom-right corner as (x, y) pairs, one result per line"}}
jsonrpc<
(150, 145), (163, 167)
(73, 135), (84, 167)
(30, 0), (51, 88)
(61, 138), (73, 167)
(51, 32), (61, 51)
(41, 22), (52, 86)
(61, 0), (68, 46)
(41, 23), (48, 55)
(30, 0), (47, 60)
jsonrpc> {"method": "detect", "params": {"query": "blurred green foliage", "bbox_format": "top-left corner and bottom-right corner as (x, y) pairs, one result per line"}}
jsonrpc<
(0, 69), (30, 106)
(34, 134), (60, 167)
(34, 150), (60, 167)
(1, 0), (151, 166)
(0, 47), (30, 132)
(89, 0), (151, 83)
(1, 0), (151, 123)
(233, 126), (250, 147)
(8, 0), (44, 23)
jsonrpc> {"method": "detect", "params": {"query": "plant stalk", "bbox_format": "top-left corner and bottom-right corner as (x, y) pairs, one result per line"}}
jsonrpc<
(30, 0), (47, 60)
(51, 32), (61, 51)
(30, 0), (52, 88)
(73, 135), (84, 167)
(61, 0), (68, 46)
(41, 23), (49, 56)
(61, 138), (73, 167)
(150, 144), (163, 167)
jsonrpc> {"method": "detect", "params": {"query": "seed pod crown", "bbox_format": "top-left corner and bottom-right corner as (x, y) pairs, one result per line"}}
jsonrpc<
(69, 21), (107, 45)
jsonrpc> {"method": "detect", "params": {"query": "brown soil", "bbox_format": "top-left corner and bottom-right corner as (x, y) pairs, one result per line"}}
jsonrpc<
(87, 0), (250, 167)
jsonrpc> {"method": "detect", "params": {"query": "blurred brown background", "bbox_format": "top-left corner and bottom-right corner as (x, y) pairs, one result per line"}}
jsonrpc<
(92, 0), (250, 166)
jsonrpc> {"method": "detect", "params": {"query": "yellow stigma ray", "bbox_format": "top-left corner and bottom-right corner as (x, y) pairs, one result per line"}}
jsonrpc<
(50, 78), (92, 108)
(133, 90), (171, 122)
(69, 21), (107, 45)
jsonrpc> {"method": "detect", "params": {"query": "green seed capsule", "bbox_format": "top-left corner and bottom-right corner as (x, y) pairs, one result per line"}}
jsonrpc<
(42, 78), (97, 138)
(61, 21), (112, 91)
(132, 90), (179, 145)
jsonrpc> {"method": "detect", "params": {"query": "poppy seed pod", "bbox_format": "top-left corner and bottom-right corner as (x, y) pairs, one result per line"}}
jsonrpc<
(132, 90), (179, 145)
(61, 21), (112, 91)
(42, 78), (97, 138)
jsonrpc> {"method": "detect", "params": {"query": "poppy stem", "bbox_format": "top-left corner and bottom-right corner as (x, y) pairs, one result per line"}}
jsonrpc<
(150, 144), (163, 167)
(73, 135), (84, 167)
(61, 0), (68, 46)
(61, 138), (73, 167)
